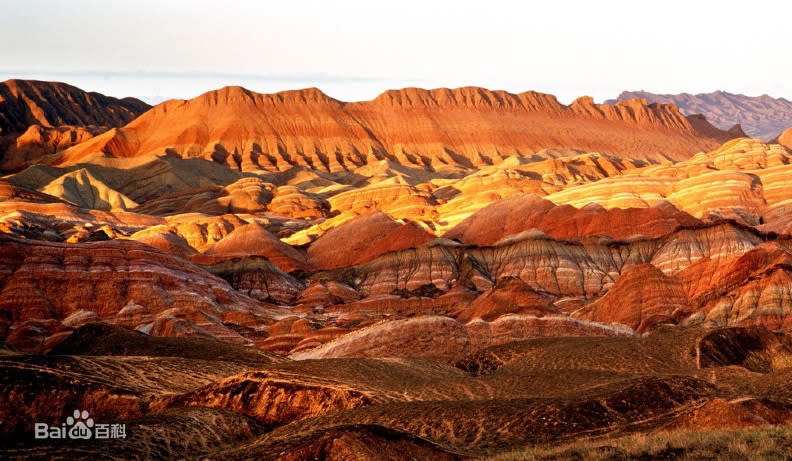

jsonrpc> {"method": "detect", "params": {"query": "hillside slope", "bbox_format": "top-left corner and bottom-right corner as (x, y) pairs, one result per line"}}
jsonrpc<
(0, 79), (150, 171)
(54, 86), (738, 171)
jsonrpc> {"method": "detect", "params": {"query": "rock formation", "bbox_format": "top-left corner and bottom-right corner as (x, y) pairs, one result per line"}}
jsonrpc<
(0, 80), (791, 458)
(444, 195), (700, 245)
(0, 236), (286, 352)
(53, 86), (737, 171)
(0, 79), (149, 134)
(610, 90), (792, 141)
(200, 222), (310, 273)
(575, 264), (691, 332)
(775, 126), (792, 149)
(545, 138), (792, 224)
(307, 211), (434, 270)
(456, 277), (556, 322)
(0, 79), (150, 171)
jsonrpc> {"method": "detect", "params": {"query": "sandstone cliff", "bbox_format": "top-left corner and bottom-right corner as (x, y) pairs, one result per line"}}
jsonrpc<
(53, 86), (737, 171)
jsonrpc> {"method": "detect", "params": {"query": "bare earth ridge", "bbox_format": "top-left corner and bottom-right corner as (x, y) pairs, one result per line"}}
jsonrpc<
(609, 90), (792, 141)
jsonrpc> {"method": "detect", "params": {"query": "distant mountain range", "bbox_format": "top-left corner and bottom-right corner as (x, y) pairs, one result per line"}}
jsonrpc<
(608, 90), (792, 141)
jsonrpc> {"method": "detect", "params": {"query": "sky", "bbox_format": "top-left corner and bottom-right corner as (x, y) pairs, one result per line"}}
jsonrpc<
(1, 0), (790, 105)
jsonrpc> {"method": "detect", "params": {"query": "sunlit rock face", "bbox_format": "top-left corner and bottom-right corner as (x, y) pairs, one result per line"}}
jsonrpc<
(51, 86), (734, 171)
(0, 236), (286, 353)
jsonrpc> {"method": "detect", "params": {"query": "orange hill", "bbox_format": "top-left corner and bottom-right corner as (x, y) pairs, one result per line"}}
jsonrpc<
(0, 79), (149, 134)
(775, 126), (792, 150)
(0, 79), (150, 171)
(55, 86), (738, 171)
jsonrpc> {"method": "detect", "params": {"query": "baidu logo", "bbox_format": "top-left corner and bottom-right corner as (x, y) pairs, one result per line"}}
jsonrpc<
(34, 409), (126, 440)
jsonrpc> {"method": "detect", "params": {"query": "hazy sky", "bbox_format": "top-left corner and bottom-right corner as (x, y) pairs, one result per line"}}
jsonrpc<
(1, 0), (790, 104)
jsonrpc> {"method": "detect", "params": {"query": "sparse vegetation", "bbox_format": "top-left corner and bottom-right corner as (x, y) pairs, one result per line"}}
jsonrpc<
(489, 426), (792, 460)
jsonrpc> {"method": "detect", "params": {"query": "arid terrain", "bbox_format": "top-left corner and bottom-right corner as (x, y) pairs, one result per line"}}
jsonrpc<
(1, 79), (792, 459)
(609, 90), (792, 142)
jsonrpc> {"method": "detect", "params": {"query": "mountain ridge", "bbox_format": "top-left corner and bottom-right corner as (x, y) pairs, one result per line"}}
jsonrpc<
(608, 90), (792, 141)
(0, 79), (151, 171)
(48, 84), (739, 172)
(0, 79), (150, 134)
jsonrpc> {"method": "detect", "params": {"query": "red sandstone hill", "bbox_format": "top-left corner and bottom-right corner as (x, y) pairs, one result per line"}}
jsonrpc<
(198, 222), (310, 273)
(575, 264), (692, 332)
(0, 79), (150, 171)
(444, 195), (701, 245)
(0, 79), (149, 135)
(307, 211), (434, 270)
(53, 86), (738, 171)
(775, 126), (792, 149)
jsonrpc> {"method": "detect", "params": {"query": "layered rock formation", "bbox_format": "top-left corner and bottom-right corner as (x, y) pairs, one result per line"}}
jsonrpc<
(0, 236), (286, 352)
(444, 195), (700, 245)
(40, 168), (138, 211)
(1, 80), (792, 458)
(306, 211), (434, 270)
(2, 124), (104, 171)
(0, 80), (149, 134)
(290, 315), (632, 362)
(53, 86), (737, 171)
(576, 264), (691, 332)
(545, 138), (792, 224)
(199, 222), (309, 272)
(0, 79), (150, 171)
(456, 277), (556, 322)
(677, 242), (792, 330)
(610, 90), (792, 141)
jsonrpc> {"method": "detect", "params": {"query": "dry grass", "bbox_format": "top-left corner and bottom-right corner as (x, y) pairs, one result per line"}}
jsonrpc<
(488, 425), (792, 460)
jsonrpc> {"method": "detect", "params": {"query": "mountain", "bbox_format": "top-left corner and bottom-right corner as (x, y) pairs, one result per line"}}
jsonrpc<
(608, 90), (792, 141)
(0, 79), (150, 171)
(51, 86), (738, 171)
(0, 79), (149, 134)
(2, 81), (792, 458)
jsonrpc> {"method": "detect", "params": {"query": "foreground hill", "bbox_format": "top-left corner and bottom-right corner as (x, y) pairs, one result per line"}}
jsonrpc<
(51, 85), (738, 171)
(609, 90), (792, 141)
(0, 79), (150, 171)
(1, 324), (790, 458)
